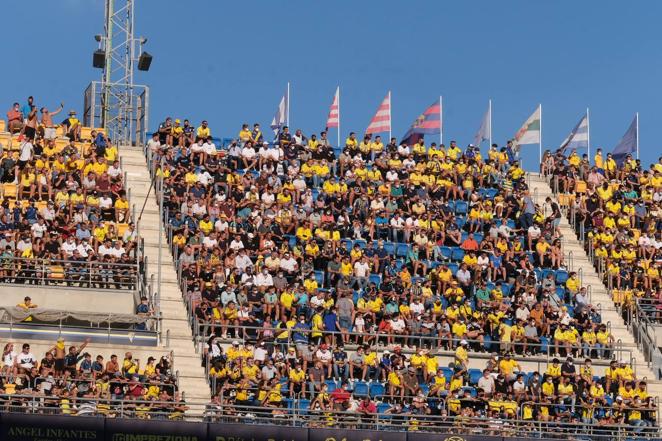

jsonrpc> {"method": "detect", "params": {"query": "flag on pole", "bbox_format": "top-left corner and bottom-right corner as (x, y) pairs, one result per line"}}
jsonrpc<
(366, 91), (391, 135)
(473, 102), (491, 147)
(270, 86), (289, 134)
(400, 100), (441, 145)
(559, 112), (589, 153)
(513, 105), (541, 146)
(611, 115), (638, 165)
(326, 87), (339, 129)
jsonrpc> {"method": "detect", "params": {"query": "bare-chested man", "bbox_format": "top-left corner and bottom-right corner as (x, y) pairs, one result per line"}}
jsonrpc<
(40, 103), (64, 141)
(50, 336), (90, 377)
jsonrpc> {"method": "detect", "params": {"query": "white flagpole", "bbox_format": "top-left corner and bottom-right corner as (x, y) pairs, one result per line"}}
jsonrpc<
(439, 95), (443, 146)
(388, 91), (392, 142)
(586, 108), (591, 161)
(488, 99), (493, 148)
(337, 86), (341, 148)
(636, 112), (639, 159)
(538, 104), (543, 167)
(286, 82), (290, 126)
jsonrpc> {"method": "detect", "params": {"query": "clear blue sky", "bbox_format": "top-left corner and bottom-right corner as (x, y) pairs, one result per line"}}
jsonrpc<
(2, 0), (661, 170)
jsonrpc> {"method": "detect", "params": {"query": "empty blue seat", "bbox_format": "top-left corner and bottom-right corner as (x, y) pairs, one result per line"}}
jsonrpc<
(447, 263), (459, 275)
(341, 238), (353, 252)
(419, 383), (430, 395)
(441, 367), (453, 383)
(394, 260), (405, 271)
(474, 233), (484, 244)
(451, 248), (465, 262)
(541, 269), (555, 280)
(438, 246), (452, 260)
(325, 380), (337, 392)
(468, 369), (482, 386)
(314, 270), (325, 286)
(455, 201), (468, 214)
(354, 239), (367, 249)
(382, 241), (396, 255)
(353, 381), (369, 397)
(555, 270), (569, 284)
(284, 234), (297, 248)
(369, 273), (382, 288)
(298, 399), (311, 415)
(369, 382), (385, 398)
(395, 243), (410, 257)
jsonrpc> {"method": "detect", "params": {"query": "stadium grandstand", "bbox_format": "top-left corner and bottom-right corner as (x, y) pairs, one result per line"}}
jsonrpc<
(0, 103), (660, 439)
(0, 4), (661, 441)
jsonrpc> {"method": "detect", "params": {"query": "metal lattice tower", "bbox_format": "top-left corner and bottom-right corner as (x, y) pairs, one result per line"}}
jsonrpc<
(84, 0), (150, 146)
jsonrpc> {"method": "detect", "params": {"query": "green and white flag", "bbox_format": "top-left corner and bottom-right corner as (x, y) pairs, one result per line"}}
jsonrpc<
(513, 105), (541, 145)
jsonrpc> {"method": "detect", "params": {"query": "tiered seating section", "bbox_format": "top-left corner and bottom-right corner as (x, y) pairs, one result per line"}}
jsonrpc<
(0, 340), (184, 418)
(148, 122), (658, 433)
(0, 110), (140, 290)
(546, 150), (661, 324)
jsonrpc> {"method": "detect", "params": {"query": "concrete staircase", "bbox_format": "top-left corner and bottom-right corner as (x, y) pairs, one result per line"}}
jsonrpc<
(119, 145), (209, 407)
(527, 173), (662, 395)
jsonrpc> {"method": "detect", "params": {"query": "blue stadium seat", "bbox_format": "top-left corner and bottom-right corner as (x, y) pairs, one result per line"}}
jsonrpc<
(377, 403), (392, 415)
(395, 243), (410, 257)
(369, 382), (385, 398)
(298, 399), (311, 415)
(354, 239), (367, 249)
(419, 383), (430, 395)
(341, 238), (353, 252)
(383, 241), (396, 255)
(474, 233), (484, 243)
(312, 189), (319, 201)
(451, 248), (465, 262)
(438, 246), (452, 260)
(468, 369), (482, 386)
(325, 380), (337, 393)
(369, 273), (382, 288)
(314, 270), (325, 286)
(447, 263), (459, 275)
(394, 260), (405, 271)
(555, 270), (569, 284)
(353, 381), (369, 398)
(441, 367), (453, 383)
(285, 234), (297, 248)
(455, 200), (468, 214)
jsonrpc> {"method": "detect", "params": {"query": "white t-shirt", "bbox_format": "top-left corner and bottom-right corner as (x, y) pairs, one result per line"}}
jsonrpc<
(17, 351), (36, 369)
(61, 241), (77, 256)
(19, 142), (33, 161)
(354, 261), (370, 278)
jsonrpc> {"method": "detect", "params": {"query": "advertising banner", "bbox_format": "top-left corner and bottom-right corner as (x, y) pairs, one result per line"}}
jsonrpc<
(209, 422), (308, 441)
(308, 427), (407, 441)
(0, 413), (104, 441)
(104, 418), (207, 441)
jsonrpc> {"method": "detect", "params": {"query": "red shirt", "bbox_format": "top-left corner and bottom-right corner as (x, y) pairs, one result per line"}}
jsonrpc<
(330, 388), (350, 404)
(7, 109), (21, 123)
(358, 400), (376, 413)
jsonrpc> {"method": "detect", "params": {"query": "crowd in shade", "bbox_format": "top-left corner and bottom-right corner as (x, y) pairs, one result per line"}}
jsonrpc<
(0, 338), (185, 418)
(145, 115), (659, 434)
(1, 97), (140, 290)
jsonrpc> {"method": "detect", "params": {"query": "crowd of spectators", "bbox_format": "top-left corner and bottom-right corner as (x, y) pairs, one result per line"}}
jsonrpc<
(0, 338), (185, 418)
(542, 149), (661, 318)
(1, 97), (140, 289)
(143, 115), (659, 433)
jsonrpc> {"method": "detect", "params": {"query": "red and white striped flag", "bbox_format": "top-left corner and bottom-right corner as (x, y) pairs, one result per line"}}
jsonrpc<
(366, 91), (391, 135)
(326, 87), (339, 129)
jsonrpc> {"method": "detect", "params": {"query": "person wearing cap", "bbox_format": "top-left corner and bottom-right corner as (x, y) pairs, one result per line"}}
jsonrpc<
(61, 109), (81, 141)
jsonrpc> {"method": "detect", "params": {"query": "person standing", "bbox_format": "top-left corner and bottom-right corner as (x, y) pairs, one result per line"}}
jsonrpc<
(40, 103), (64, 141)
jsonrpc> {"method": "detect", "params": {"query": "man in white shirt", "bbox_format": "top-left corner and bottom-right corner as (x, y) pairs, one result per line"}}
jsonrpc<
(279, 253), (298, 275)
(254, 268), (274, 288)
(110, 241), (126, 259)
(61, 237), (77, 258)
(477, 369), (495, 397)
(353, 257), (371, 290)
(16, 343), (36, 374)
(107, 161), (122, 179)
(234, 249), (253, 272)
(527, 224), (541, 249)
(98, 239), (114, 257)
(31, 218), (48, 238)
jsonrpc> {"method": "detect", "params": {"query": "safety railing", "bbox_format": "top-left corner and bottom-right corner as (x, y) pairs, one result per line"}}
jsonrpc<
(0, 256), (140, 291)
(196, 322), (634, 378)
(0, 394), (188, 419)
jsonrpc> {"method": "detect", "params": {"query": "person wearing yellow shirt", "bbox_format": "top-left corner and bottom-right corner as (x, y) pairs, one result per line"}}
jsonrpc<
(541, 376), (556, 398)
(197, 120), (211, 139)
(498, 353), (521, 382)
(546, 358), (562, 381)
(446, 141), (462, 160)
(454, 340), (469, 367)
(288, 363), (306, 397)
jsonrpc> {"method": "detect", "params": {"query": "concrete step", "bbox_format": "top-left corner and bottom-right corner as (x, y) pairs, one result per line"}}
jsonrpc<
(527, 173), (657, 382)
(119, 144), (210, 407)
